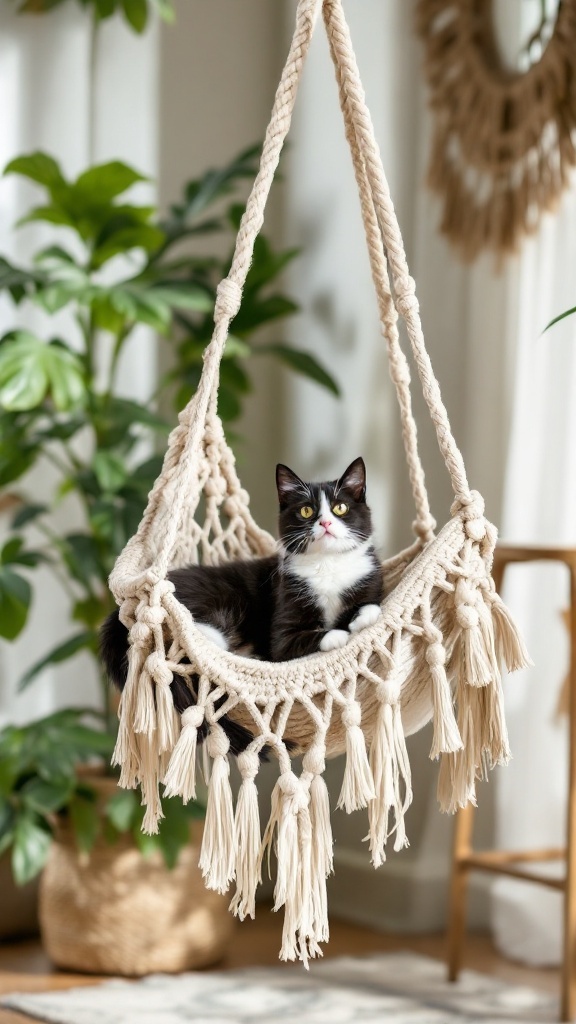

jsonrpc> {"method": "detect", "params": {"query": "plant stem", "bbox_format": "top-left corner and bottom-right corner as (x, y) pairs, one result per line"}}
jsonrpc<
(106, 327), (131, 398)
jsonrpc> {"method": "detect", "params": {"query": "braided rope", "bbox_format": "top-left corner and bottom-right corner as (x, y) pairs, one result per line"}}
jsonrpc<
(323, 0), (473, 512)
(324, 10), (435, 543)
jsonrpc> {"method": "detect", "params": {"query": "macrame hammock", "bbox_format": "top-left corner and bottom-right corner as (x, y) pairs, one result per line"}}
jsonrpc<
(109, 0), (530, 965)
(416, 0), (576, 261)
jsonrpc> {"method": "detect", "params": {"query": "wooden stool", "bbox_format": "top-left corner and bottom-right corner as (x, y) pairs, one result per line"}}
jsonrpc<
(446, 545), (576, 1022)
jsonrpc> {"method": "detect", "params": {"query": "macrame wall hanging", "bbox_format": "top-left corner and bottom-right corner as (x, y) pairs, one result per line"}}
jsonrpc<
(109, 0), (530, 966)
(416, 0), (576, 261)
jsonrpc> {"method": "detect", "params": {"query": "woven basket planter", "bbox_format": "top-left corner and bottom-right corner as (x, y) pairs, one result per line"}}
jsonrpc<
(39, 777), (234, 976)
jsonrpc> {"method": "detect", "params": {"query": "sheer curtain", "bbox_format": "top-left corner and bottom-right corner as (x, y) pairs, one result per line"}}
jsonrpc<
(0, 6), (158, 725)
(490, 181), (576, 967)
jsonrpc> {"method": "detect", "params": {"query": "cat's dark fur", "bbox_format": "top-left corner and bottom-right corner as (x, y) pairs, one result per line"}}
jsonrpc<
(100, 457), (383, 755)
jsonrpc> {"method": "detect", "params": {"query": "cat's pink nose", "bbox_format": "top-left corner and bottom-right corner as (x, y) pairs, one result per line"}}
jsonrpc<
(320, 518), (332, 529)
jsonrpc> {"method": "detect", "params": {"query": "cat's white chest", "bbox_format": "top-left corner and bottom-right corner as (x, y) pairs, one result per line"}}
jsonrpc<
(287, 545), (373, 628)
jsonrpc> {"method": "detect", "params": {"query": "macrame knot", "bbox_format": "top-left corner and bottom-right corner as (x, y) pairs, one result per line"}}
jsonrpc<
(130, 621), (151, 647)
(151, 579), (175, 602)
(412, 515), (437, 542)
(457, 580), (478, 606)
(215, 277), (242, 320)
(118, 597), (137, 630)
(395, 275), (419, 318)
(426, 642), (446, 667)
(342, 701), (362, 729)
(238, 749), (260, 781)
(376, 677), (399, 704)
(456, 604), (480, 630)
(302, 742), (326, 777)
(451, 489), (485, 521)
(140, 605), (166, 628)
(145, 651), (172, 687)
(207, 725), (230, 759)
(181, 704), (205, 730)
(278, 770), (309, 812)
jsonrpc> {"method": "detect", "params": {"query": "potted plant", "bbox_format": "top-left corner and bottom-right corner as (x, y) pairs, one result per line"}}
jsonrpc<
(0, 146), (339, 971)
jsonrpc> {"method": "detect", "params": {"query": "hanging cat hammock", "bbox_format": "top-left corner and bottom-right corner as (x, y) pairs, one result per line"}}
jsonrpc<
(109, 0), (529, 966)
(416, 0), (576, 261)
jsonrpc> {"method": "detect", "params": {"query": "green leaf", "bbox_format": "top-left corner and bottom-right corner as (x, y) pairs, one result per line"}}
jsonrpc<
(74, 161), (146, 203)
(224, 335), (251, 359)
(257, 344), (341, 396)
(122, 0), (148, 31)
(150, 0), (174, 21)
(4, 152), (65, 192)
(18, 631), (93, 691)
(12, 812), (52, 885)
(92, 224), (165, 269)
(544, 306), (576, 332)
(60, 533), (104, 588)
(0, 256), (43, 303)
(93, 450), (128, 493)
(0, 729), (24, 797)
(105, 789), (138, 832)
(106, 284), (171, 331)
(0, 568), (31, 640)
(0, 332), (86, 412)
(94, 0), (118, 17)
(147, 285), (213, 313)
(0, 799), (16, 856)
(17, 205), (76, 230)
(11, 503), (48, 529)
(232, 295), (299, 334)
(1, 537), (24, 564)
(156, 798), (191, 869)
(69, 792), (99, 853)
(72, 596), (107, 630)
(34, 245), (75, 265)
(20, 777), (73, 814)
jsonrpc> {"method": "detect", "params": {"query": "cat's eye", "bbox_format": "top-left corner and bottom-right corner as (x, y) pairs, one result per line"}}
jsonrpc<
(333, 502), (349, 517)
(300, 505), (314, 519)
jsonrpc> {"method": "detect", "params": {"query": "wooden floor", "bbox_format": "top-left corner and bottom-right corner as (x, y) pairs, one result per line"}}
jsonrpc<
(0, 912), (561, 1024)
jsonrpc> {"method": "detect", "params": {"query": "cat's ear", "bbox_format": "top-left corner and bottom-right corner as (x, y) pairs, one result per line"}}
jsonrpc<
(276, 464), (305, 505)
(337, 457), (366, 502)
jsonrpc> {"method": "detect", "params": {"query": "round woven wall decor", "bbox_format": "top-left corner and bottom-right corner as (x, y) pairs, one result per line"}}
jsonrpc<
(416, 0), (576, 261)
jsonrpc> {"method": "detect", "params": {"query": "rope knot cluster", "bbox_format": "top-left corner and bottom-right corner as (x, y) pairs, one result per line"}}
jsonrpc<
(145, 651), (172, 687)
(207, 725), (230, 759)
(237, 749), (260, 780)
(412, 515), (437, 542)
(342, 701), (362, 729)
(451, 489), (485, 520)
(214, 278), (242, 321)
(426, 641), (446, 667)
(395, 275), (419, 318)
(181, 705), (205, 730)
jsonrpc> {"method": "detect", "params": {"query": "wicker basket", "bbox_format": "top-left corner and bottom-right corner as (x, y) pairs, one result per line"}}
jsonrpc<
(39, 777), (234, 975)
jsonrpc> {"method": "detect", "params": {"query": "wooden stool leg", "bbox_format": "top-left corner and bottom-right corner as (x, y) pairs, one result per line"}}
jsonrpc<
(561, 563), (576, 1021)
(447, 802), (475, 981)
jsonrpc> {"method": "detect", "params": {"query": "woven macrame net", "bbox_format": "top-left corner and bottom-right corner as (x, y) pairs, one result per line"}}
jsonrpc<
(109, 0), (530, 966)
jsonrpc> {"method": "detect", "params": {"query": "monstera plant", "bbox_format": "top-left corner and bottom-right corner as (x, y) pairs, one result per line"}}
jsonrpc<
(0, 145), (339, 882)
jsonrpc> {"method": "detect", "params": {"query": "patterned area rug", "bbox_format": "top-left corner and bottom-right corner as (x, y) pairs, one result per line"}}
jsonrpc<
(1, 952), (557, 1024)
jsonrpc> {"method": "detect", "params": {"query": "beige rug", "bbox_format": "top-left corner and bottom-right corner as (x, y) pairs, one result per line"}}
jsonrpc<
(1, 952), (557, 1023)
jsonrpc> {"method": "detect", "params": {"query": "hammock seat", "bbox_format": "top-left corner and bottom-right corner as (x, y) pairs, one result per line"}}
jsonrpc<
(109, 0), (530, 966)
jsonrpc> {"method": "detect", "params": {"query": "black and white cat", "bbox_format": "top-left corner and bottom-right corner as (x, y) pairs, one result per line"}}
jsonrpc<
(100, 457), (383, 753)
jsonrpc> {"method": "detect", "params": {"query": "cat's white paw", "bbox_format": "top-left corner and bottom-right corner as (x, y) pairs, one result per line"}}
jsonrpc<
(349, 604), (381, 634)
(320, 629), (350, 652)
